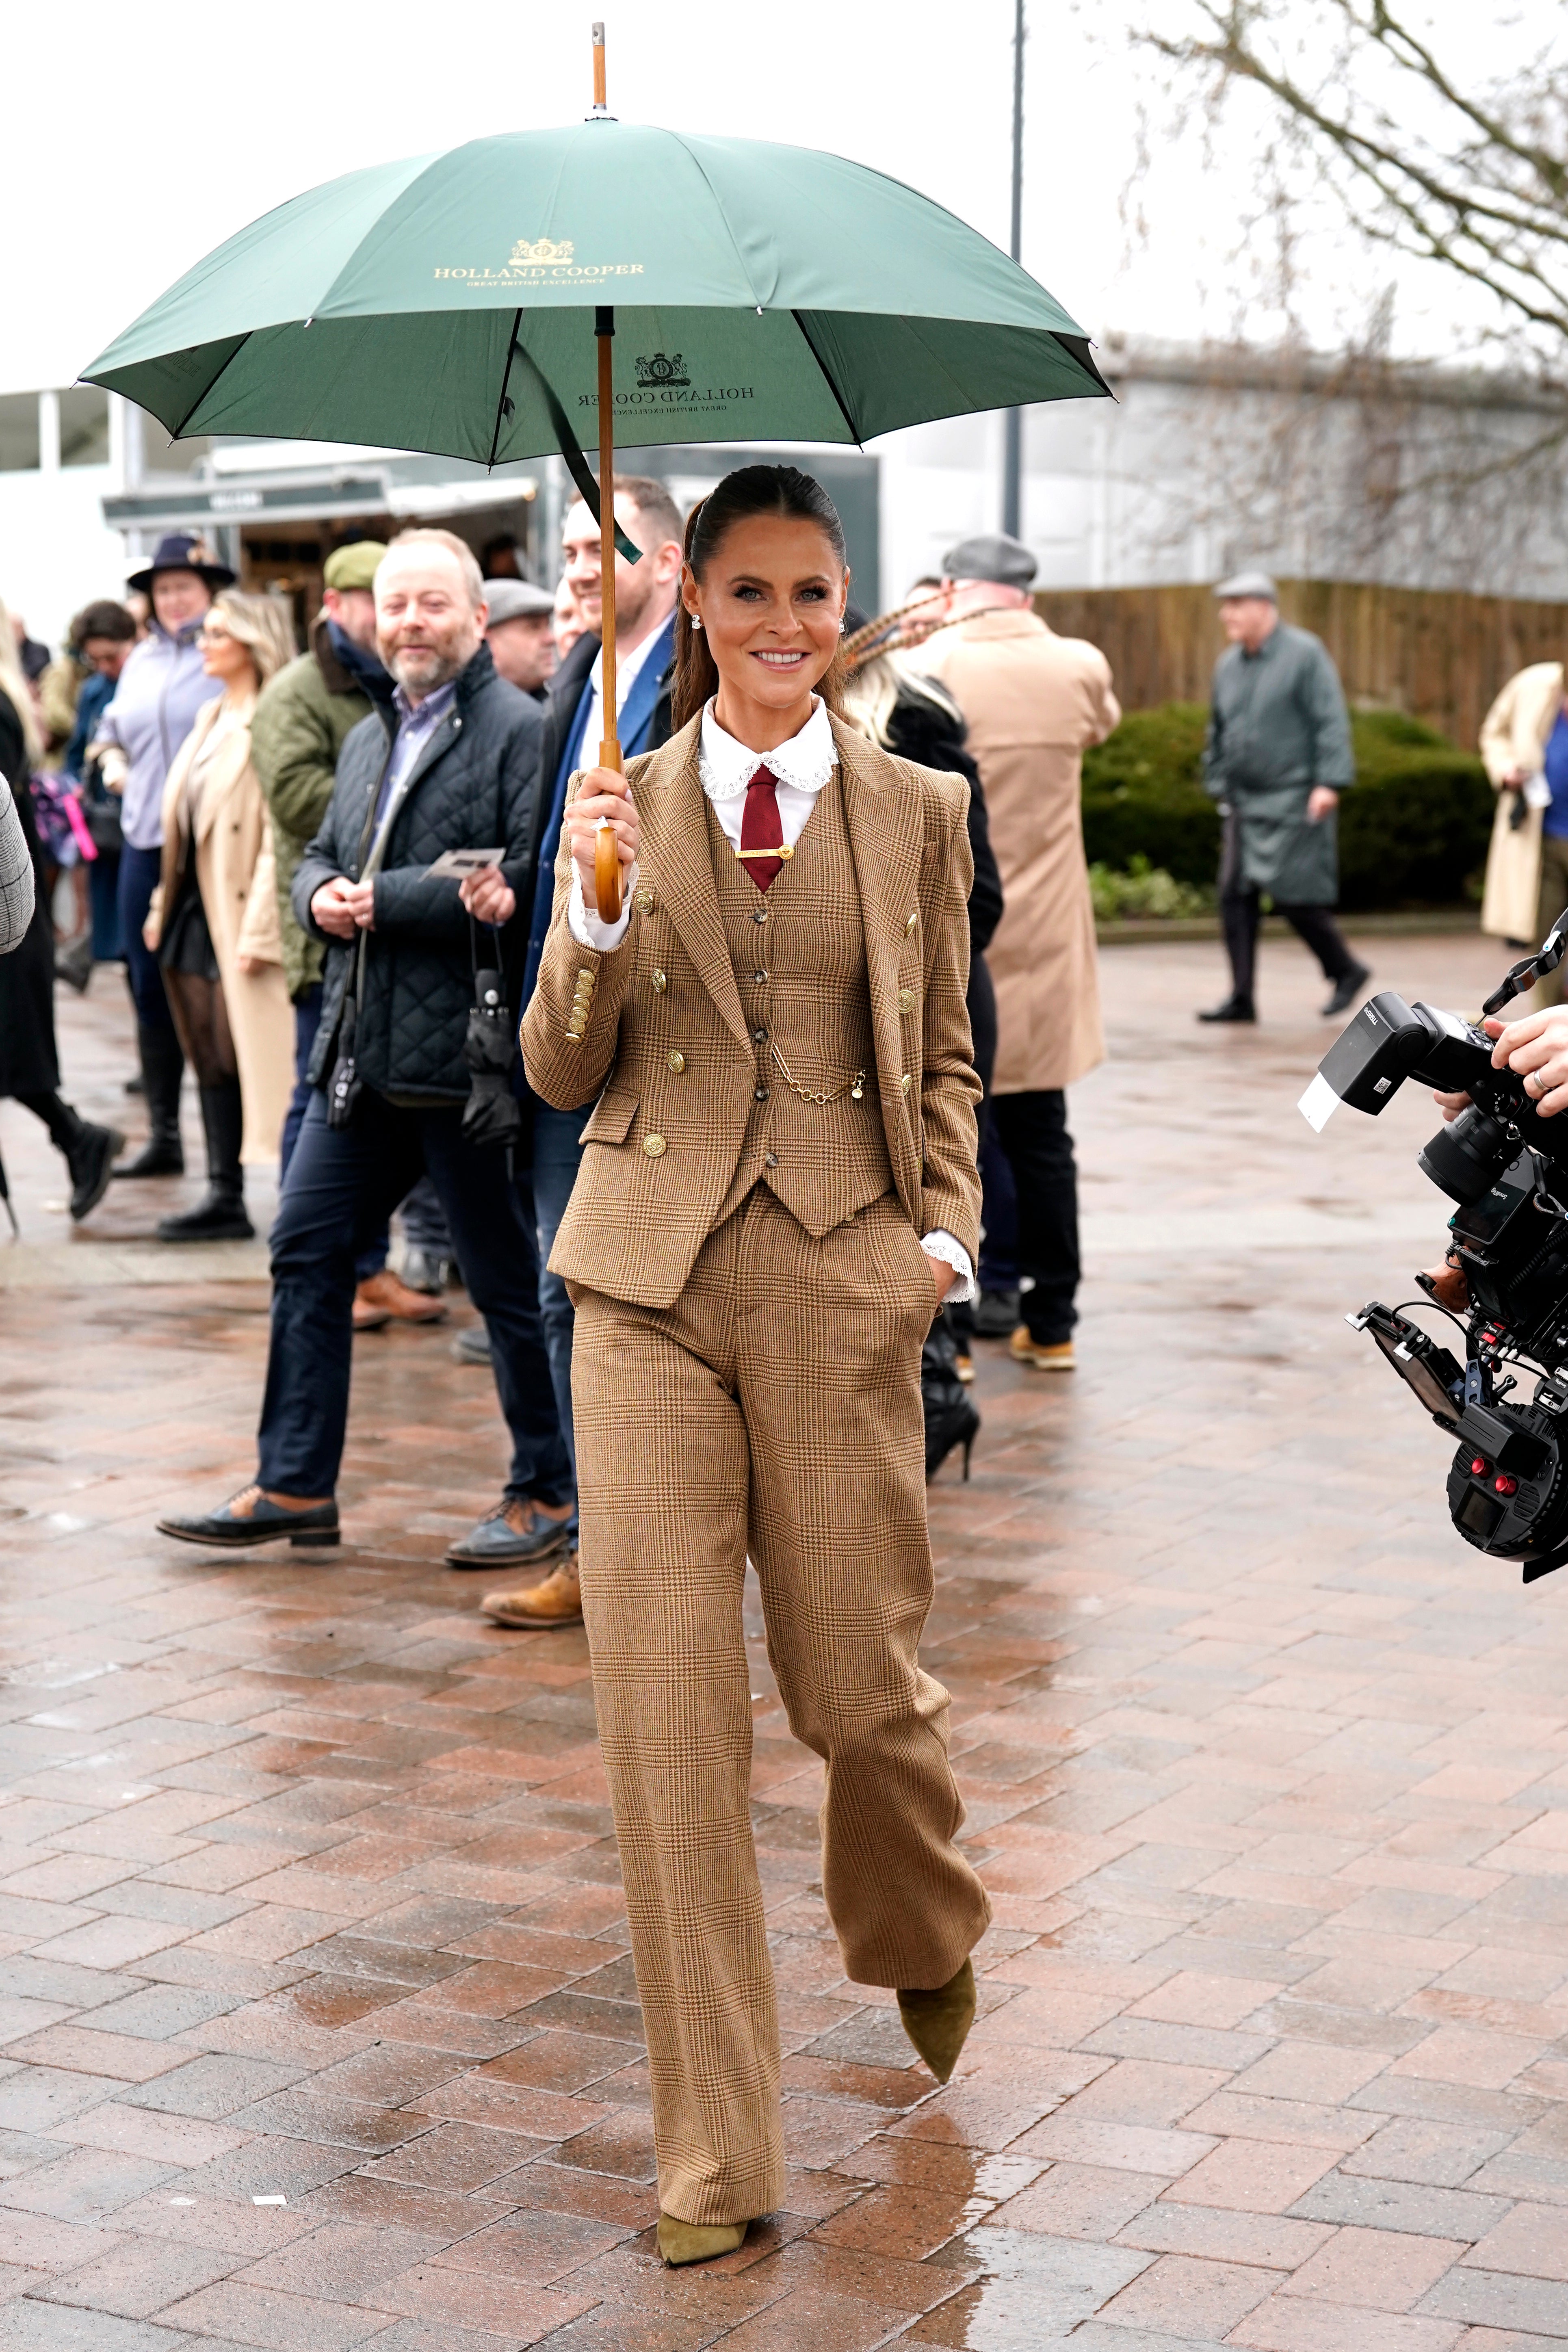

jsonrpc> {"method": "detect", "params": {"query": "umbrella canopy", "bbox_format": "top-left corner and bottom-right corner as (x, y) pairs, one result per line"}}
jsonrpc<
(82, 123), (1109, 463)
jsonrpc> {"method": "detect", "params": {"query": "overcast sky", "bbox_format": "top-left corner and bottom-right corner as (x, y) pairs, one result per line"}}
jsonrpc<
(0, 0), (1512, 398)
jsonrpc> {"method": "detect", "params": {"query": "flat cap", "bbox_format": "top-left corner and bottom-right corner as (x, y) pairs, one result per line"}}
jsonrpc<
(323, 540), (386, 592)
(484, 578), (555, 625)
(940, 532), (1037, 590)
(1214, 569), (1278, 603)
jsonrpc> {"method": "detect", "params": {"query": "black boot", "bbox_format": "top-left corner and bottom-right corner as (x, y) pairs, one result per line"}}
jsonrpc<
(156, 1081), (253, 1243)
(56, 934), (94, 994)
(65, 1119), (126, 1221)
(16, 1093), (124, 1222)
(1197, 995), (1257, 1024)
(115, 1024), (185, 1177)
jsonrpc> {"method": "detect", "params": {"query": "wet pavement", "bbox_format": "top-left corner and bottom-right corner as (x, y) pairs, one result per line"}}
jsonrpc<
(4, 929), (1568, 2350)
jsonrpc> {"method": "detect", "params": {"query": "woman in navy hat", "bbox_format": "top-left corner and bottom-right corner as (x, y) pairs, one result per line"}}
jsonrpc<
(94, 535), (232, 1176)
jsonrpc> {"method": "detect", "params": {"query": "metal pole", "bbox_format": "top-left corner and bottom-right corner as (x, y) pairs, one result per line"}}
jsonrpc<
(1001, 0), (1025, 539)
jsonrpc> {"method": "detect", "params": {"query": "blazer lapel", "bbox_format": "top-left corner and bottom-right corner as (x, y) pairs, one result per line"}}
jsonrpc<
(836, 718), (925, 1210)
(637, 723), (750, 1050)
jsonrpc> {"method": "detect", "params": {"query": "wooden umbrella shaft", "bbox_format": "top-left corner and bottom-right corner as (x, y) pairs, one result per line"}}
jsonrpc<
(593, 307), (624, 924)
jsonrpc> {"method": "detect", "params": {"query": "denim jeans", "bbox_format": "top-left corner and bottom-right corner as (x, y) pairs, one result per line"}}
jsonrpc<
(117, 843), (176, 1029)
(258, 1086), (571, 1505)
(531, 1102), (589, 1478)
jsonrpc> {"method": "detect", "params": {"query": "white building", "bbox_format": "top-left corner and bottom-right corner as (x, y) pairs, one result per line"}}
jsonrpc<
(3, 339), (1564, 650)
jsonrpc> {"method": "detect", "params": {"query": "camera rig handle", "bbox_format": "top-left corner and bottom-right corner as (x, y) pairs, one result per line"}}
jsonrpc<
(1483, 913), (1568, 1018)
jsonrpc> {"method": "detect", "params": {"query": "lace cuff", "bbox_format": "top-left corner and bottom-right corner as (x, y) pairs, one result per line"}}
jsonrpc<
(921, 1230), (977, 1306)
(567, 860), (638, 952)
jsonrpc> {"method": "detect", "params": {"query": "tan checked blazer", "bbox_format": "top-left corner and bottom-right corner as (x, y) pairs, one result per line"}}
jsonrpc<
(520, 712), (981, 1309)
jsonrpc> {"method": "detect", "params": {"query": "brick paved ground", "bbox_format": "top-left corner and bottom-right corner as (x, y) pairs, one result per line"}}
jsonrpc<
(4, 929), (1568, 2350)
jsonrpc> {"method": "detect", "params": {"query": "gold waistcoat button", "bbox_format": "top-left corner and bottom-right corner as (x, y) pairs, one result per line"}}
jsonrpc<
(635, 886), (656, 913)
(906, 911), (918, 934)
(900, 1072), (912, 1091)
(898, 987), (915, 1012)
(651, 968), (667, 993)
(643, 1132), (667, 1158)
(667, 1050), (686, 1073)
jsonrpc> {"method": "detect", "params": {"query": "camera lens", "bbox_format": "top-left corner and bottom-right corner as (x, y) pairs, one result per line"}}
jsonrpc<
(1418, 1106), (1516, 1204)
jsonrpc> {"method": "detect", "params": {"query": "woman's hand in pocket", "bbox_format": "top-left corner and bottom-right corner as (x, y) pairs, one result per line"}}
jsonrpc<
(927, 1252), (958, 1305)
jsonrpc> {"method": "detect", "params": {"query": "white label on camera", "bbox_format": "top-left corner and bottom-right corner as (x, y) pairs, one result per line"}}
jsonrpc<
(1298, 1073), (1341, 1132)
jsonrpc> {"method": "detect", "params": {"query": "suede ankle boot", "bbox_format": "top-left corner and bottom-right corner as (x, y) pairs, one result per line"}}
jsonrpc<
(656, 2216), (748, 2267)
(156, 1080), (253, 1243)
(115, 1023), (185, 1177)
(897, 1957), (977, 2083)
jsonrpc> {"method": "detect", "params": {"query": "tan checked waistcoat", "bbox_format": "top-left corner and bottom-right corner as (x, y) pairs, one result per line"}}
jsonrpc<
(706, 778), (893, 1233)
(520, 713), (982, 1311)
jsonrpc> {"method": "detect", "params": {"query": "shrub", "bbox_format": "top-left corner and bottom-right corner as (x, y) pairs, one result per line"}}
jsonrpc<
(1088, 855), (1211, 922)
(1080, 701), (1493, 909)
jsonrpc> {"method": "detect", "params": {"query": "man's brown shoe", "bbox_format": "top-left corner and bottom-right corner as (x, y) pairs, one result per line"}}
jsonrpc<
(481, 1560), (583, 1628)
(353, 1270), (448, 1330)
(1009, 1328), (1075, 1372)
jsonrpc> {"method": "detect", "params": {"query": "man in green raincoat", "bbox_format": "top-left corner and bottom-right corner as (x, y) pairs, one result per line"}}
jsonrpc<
(1198, 571), (1367, 1024)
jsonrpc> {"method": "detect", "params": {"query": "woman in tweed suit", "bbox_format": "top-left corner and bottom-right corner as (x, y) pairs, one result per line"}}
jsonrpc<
(520, 467), (990, 2265)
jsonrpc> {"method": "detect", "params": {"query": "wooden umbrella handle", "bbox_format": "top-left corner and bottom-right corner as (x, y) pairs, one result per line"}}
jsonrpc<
(593, 297), (624, 927)
(594, 799), (623, 927)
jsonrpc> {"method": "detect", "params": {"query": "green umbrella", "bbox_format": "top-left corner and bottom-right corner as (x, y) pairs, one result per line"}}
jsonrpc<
(84, 30), (1108, 914)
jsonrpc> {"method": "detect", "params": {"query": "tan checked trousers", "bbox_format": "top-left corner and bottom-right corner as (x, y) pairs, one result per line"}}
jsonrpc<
(571, 1186), (992, 2226)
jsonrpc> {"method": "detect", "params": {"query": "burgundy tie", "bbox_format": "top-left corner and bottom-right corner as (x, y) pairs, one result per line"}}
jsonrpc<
(738, 764), (784, 892)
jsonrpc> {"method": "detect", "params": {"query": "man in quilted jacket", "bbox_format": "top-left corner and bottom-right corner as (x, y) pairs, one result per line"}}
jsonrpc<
(156, 530), (573, 1570)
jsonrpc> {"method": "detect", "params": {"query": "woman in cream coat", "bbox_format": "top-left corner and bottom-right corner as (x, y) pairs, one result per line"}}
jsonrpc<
(1480, 661), (1567, 965)
(146, 591), (296, 1239)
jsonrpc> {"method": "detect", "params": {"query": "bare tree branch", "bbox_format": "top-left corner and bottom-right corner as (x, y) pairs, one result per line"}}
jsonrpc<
(1142, 0), (1568, 358)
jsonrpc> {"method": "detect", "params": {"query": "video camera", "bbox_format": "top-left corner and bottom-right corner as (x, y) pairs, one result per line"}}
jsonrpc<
(1302, 918), (1568, 1583)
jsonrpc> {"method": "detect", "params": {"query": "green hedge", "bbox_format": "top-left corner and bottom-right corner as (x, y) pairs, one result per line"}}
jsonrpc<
(1081, 703), (1493, 909)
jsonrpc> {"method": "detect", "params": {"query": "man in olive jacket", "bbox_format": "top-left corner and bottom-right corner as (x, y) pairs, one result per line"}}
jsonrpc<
(1200, 571), (1367, 1024)
(157, 531), (571, 1570)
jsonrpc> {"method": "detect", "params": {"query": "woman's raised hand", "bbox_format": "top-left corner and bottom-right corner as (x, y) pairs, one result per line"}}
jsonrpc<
(565, 766), (640, 916)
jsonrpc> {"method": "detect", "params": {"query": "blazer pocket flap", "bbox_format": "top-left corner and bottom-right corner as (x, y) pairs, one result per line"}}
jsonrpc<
(583, 1087), (639, 1144)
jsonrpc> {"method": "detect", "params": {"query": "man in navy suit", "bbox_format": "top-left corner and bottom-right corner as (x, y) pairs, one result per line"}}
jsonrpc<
(484, 475), (684, 1629)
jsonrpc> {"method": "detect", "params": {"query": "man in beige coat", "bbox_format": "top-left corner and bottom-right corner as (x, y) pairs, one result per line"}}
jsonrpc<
(918, 533), (1118, 1371)
(1481, 663), (1568, 990)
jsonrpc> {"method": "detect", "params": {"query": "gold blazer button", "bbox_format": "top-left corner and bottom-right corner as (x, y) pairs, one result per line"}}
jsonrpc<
(905, 911), (918, 934)
(643, 1132), (667, 1158)
(667, 1050), (686, 1073)
(651, 968), (667, 993)
(900, 1072), (912, 1091)
(635, 886), (656, 913)
(898, 987), (915, 1012)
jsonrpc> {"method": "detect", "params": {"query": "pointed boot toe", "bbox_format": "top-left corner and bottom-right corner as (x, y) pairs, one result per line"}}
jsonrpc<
(897, 1956), (977, 2084)
(656, 2215), (748, 2268)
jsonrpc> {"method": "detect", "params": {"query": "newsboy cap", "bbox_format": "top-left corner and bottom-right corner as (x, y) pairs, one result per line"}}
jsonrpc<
(323, 540), (387, 593)
(1214, 569), (1278, 603)
(940, 532), (1038, 590)
(484, 578), (555, 625)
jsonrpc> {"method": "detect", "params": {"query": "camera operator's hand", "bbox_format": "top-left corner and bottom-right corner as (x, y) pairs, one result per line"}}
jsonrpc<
(1488, 1006), (1568, 1118)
